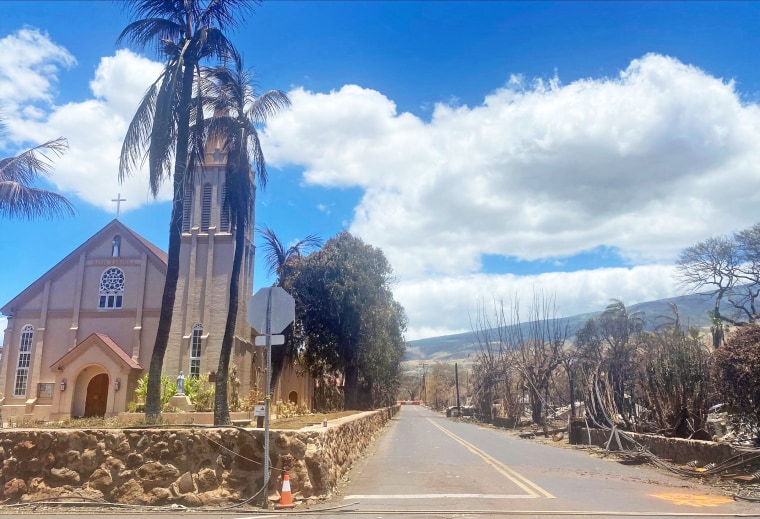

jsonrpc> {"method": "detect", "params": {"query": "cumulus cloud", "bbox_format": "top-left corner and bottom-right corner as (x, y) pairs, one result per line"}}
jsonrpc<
(0, 29), (168, 213)
(259, 53), (760, 338)
(264, 54), (760, 282)
(0, 27), (75, 110)
(2, 31), (755, 341)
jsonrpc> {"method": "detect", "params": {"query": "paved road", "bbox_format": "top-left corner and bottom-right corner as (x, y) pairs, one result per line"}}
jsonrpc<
(332, 405), (758, 517)
(1, 406), (757, 518)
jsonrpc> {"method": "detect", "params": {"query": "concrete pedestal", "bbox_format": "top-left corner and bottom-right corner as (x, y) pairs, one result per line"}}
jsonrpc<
(169, 394), (193, 412)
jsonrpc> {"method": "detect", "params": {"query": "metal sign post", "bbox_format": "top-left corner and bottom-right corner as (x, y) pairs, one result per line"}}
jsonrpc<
(247, 287), (295, 507)
(263, 288), (273, 504)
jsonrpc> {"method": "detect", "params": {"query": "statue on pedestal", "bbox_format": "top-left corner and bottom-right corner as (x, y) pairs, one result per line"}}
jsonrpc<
(177, 371), (185, 395)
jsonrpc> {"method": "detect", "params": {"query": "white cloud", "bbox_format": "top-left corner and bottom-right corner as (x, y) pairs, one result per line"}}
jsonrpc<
(1, 32), (754, 342)
(0, 29), (169, 213)
(395, 265), (678, 340)
(261, 53), (760, 339)
(264, 54), (760, 282)
(0, 28), (75, 110)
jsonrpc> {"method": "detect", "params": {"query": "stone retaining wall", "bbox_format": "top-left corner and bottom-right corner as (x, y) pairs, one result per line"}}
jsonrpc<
(0, 406), (399, 506)
(580, 427), (741, 465)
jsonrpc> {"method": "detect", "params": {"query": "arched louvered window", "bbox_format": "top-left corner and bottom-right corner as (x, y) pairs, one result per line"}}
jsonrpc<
(190, 324), (203, 378)
(220, 182), (230, 232)
(182, 184), (193, 232)
(98, 267), (125, 309)
(200, 184), (212, 232)
(14, 325), (34, 397)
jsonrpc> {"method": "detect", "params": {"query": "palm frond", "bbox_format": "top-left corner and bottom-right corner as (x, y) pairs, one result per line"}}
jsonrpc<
(119, 77), (160, 182)
(287, 233), (323, 257)
(117, 18), (184, 54)
(147, 57), (184, 194)
(0, 182), (75, 220)
(201, 0), (259, 30)
(196, 26), (240, 65)
(0, 136), (74, 220)
(258, 225), (288, 277)
(1, 138), (68, 185)
(245, 127), (267, 188)
(246, 89), (291, 122)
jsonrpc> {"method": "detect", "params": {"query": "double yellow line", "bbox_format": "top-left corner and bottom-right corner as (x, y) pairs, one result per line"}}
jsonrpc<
(426, 417), (555, 499)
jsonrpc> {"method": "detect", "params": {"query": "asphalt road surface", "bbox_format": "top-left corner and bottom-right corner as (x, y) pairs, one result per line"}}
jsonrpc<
(1, 406), (757, 518)
(332, 405), (758, 518)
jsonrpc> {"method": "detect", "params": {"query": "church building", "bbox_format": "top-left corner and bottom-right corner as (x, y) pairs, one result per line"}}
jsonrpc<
(0, 147), (311, 422)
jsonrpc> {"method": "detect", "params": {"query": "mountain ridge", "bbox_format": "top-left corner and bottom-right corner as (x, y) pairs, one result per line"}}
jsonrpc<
(405, 292), (718, 362)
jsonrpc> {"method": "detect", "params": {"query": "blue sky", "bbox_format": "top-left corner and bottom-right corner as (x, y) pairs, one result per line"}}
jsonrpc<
(1, 1), (759, 339)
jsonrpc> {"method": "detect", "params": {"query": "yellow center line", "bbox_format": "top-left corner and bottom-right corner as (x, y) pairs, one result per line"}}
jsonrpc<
(425, 416), (555, 499)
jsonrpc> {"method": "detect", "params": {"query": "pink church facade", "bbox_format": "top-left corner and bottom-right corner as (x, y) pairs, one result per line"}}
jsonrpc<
(0, 151), (312, 422)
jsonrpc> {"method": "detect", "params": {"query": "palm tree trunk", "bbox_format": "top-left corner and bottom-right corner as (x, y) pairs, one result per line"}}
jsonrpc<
(214, 211), (245, 425)
(145, 61), (195, 423)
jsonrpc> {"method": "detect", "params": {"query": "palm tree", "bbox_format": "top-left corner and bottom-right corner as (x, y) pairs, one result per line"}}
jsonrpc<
(0, 114), (74, 220)
(257, 225), (322, 394)
(117, 0), (257, 422)
(259, 225), (322, 286)
(200, 58), (290, 425)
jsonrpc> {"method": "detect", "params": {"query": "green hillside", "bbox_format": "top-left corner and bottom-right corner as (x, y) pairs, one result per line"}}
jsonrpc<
(405, 292), (718, 363)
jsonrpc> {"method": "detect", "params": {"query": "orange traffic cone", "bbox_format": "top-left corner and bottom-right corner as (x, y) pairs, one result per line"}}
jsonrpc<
(276, 472), (295, 509)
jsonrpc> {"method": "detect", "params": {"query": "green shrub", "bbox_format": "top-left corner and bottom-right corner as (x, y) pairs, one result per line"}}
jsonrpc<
(131, 374), (177, 411)
(185, 375), (215, 411)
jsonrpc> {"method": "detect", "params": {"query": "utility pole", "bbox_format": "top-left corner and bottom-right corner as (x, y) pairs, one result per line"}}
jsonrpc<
(421, 362), (427, 404)
(455, 362), (461, 410)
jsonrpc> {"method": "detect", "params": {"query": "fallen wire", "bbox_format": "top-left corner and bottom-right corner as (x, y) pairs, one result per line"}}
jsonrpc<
(574, 412), (760, 506)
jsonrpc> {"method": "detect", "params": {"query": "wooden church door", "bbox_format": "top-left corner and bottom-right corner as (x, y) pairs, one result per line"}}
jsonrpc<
(84, 373), (109, 417)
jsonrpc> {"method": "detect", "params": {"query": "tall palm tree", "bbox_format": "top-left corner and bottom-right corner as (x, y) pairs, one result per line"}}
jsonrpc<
(0, 115), (74, 220)
(200, 58), (290, 425)
(257, 225), (322, 393)
(117, 0), (257, 422)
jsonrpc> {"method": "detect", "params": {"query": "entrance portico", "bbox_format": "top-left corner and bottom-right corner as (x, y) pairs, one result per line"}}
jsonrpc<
(50, 333), (141, 420)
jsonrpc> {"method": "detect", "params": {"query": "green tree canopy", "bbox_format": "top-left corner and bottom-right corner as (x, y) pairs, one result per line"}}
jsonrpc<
(289, 231), (406, 410)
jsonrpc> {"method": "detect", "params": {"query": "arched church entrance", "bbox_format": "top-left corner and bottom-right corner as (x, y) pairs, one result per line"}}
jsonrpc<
(84, 373), (109, 417)
(288, 391), (298, 405)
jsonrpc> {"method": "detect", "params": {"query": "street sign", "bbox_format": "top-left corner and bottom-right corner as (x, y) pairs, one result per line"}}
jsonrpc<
(254, 334), (285, 346)
(253, 404), (266, 417)
(247, 286), (296, 496)
(247, 287), (295, 335)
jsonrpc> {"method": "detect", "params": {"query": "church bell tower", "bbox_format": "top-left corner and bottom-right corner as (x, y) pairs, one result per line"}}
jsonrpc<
(163, 141), (255, 391)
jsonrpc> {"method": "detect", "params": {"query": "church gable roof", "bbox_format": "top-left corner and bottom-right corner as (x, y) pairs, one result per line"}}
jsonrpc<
(50, 332), (142, 371)
(1, 219), (167, 314)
